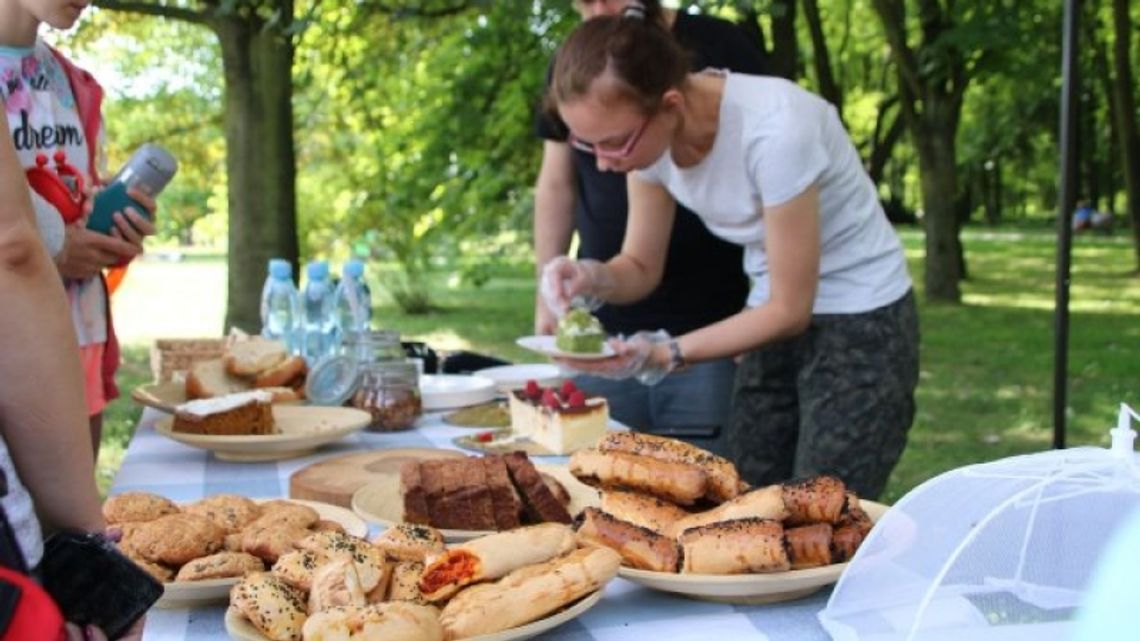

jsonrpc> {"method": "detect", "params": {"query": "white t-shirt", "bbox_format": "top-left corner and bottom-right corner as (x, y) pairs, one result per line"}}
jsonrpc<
(0, 39), (107, 345)
(636, 73), (911, 314)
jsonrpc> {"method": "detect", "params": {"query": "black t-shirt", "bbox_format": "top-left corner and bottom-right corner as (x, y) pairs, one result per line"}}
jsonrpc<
(536, 12), (768, 336)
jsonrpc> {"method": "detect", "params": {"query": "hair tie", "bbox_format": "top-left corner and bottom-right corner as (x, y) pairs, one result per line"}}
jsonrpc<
(622, 1), (646, 20)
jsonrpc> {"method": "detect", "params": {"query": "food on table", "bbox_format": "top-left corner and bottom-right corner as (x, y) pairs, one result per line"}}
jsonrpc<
(184, 336), (307, 401)
(308, 557), (367, 612)
(172, 390), (276, 436)
(174, 551), (264, 581)
(103, 491), (179, 524)
(555, 307), (605, 354)
(386, 561), (427, 604)
(255, 499), (322, 529)
(678, 518), (791, 574)
(575, 506), (680, 573)
(230, 572), (308, 641)
(371, 524), (445, 563)
(599, 489), (689, 536)
(441, 401), (510, 428)
(242, 523), (313, 564)
(300, 602), (443, 641)
(296, 531), (387, 594)
(272, 549), (325, 592)
(399, 452), (572, 532)
(184, 493), (261, 532)
(567, 434), (876, 576)
(438, 546), (620, 639)
(507, 379), (609, 455)
(130, 513), (227, 566)
(417, 523), (578, 602)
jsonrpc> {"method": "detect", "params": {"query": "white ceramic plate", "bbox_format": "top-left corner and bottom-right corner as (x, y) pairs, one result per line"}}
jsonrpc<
(154, 405), (371, 462)
(224, 590), (603, 641)
(617, 501), (889, 605)
(419, 374), (497, 411)
(472, 363), (563, 394)
(351, 464), (600, 541)
(156, 499), (367, 609)
(516, 335), (615, 360)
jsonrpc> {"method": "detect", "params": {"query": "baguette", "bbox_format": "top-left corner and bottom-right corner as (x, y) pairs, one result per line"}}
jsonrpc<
(570, 447), (707, 505)
(667, 484), (787, 537)
(417, 523), (577, 602)
(595, 432), (745, 502)
(678, 518), (790, 574)
(575, 507), (680, 572)
(782, 476), (847, 525)
(785, 523), (834, 569)
(438, 547), (620, 640)
(600, 489), (689, 535)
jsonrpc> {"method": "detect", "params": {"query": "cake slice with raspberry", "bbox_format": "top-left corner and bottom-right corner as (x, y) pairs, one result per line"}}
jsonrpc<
(508, 380), (608, 455)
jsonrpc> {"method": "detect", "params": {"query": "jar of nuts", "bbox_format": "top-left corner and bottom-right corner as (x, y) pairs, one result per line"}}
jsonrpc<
(352, 359), (422, 431)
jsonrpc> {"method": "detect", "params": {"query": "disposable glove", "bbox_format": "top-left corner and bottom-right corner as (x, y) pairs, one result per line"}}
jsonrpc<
(539, 257), (613, 318)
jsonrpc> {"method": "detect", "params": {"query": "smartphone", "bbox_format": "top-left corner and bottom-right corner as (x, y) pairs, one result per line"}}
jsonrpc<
(39, 531), (163, 639)
(86, 182), (151, 235)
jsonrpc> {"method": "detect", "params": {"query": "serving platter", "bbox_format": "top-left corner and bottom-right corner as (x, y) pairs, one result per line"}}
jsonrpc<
(351, 464), (600, 541)
(516, 335), (615, 361)
(156, 499), (367, 609)
(224, 590), (603, 641)
(617, 500), (889, 604)
(154, 405), (371, 462)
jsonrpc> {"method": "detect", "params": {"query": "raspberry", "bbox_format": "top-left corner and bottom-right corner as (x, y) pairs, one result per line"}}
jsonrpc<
(567, 390), (586, 408)
(524, 380), (541, 399)
(476, 431), (495, 443)
(541, 389), (562, 410)
(560, 379), (578, 397)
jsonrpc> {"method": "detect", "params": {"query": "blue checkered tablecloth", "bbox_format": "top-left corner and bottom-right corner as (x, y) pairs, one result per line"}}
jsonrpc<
(115, 408), (834, 641)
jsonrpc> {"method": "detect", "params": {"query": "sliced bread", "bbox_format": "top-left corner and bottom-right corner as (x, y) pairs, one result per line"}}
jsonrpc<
(185, 359), (251, 400)
(224, 337), (288, 377)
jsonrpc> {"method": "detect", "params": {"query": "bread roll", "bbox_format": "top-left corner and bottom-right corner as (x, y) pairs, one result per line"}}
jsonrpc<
(575, 507), (680, 572)
(439, 547), (620, 640)
(569, 447), (707, 505)
(667, 484), (787, 537)
(678, 518), (790, 574)
(600, 489), (689, 535)
(782, 476), (847, 525)
(372, 523), (445, 563)
(309, 557), (367, 613)
(595, 432), (745, 502)
(230, 572), (307, 641)
(418, 523), (577, 602)
(301, 602), (443, 641)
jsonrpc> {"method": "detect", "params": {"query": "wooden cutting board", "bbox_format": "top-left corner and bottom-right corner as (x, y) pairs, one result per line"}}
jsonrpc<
(289, 448), (464, 508)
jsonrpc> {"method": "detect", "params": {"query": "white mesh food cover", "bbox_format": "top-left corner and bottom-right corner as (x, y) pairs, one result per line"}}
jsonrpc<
(819, 404), (1140, 641)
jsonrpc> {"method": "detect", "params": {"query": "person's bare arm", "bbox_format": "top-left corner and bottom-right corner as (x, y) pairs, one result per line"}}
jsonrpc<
(533, 141), (578, 334)
(0, 119), (104, 534)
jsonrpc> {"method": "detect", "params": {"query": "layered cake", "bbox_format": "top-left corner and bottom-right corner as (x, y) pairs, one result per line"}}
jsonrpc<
(172, 390), (276, 435)
(555, 308), (604, 354)
(508, 380), (608, 455)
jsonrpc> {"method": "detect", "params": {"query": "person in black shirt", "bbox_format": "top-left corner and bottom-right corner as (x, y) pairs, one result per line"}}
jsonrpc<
(533, 0), (766, 455)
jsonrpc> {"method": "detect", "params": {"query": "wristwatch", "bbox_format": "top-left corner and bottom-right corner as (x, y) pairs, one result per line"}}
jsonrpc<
(666, 339), (687, 372)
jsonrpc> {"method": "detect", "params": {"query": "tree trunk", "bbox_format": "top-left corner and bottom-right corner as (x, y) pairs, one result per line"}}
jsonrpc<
(747, 0), (799, 80)
(215, 17), (299, 332)
(867, 98), (904, 186)
(1109, 0), (1140, 270)
(911, 93), (963, 299)
(801, 0), (842, 112)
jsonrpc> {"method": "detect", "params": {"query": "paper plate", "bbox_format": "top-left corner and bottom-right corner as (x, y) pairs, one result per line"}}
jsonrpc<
(617, 500), (889, 604)
(472, 363), (563, 394)
(516, 335), (615, 361)
(224, 590), (602, 641)
(419, 374), (497, 411)
(154, 405), (371, 462)
(156, 499), (367, 609)
(351, 464), (600, 541)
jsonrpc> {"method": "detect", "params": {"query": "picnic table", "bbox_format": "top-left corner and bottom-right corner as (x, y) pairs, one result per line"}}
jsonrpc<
(113, 407), (836, 641)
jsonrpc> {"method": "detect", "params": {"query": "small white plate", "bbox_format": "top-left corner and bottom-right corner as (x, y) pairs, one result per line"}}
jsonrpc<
(516, 335), (615, 360)
(419, 374), (497, 411)
(473, 363), (563, 394)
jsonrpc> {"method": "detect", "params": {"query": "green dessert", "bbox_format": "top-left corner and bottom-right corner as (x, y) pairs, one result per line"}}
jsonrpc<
(555, 308), (605, 353)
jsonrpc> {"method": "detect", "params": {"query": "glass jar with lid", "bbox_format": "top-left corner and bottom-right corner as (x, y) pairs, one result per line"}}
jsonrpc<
(351, 359), (422, 431)
(342, 329), (404, 363)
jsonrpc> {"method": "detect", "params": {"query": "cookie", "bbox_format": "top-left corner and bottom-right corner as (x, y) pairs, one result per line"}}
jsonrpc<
(241, 523), (311, 564)
(174, 551), (264, 581)
(184, 494), (260, 533)
(251, 500), (320, 529)
(102, 492), (179, 524)
(133, 513), (226, 566)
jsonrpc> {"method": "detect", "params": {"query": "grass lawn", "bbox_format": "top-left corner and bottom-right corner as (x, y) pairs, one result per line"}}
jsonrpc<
(101, 229), (1140, 501)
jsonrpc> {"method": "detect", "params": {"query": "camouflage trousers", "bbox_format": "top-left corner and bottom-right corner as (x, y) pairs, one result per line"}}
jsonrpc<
(727, 290), (919, 499)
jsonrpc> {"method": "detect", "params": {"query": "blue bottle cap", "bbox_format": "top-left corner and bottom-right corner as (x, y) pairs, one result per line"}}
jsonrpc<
(268, 259), (292, 280)
(306, 260), (329, 281)
(343, 259), (364, 280)
(305, 354), (360, 407)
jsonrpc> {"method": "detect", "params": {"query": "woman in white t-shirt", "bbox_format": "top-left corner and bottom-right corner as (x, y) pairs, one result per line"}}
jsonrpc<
(540, 6), (919, 499)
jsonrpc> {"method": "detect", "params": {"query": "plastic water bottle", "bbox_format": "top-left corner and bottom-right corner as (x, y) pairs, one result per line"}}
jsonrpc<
(260, 259), (299, 353)
(334, 259), (372, 343)
(301, 260), (336, 362)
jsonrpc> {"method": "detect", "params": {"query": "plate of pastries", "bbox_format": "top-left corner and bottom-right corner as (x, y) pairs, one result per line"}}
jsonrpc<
(102, 491), (367, 609)
(133, 336), (308, 412)
(153, 389), (371, 462)
(567, 432), (885, 604)
(351, 451), (599, 541)
(224, 522), (622, 641)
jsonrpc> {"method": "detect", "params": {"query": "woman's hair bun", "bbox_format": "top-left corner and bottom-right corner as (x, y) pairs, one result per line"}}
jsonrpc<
(622, 1), (647, 21)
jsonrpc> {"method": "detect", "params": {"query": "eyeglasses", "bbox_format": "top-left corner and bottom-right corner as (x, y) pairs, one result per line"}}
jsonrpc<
(568, 115), (650, 160)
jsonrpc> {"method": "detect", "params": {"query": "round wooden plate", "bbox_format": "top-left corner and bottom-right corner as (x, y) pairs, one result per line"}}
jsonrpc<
(617, 500), (889, 604)
(350, 464), (600, 541)
(154, 405), (371, 462)
(290, 448), (466, 509)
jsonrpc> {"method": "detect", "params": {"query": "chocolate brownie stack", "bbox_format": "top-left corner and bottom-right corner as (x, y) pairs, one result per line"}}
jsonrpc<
(400, 452), (572, 531)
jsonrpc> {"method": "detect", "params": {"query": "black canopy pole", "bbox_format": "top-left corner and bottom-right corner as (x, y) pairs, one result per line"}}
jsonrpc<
(1053, 0), (1081, 450)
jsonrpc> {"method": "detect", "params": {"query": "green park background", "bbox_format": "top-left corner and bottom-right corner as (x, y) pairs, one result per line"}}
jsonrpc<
(54, 0), (1140, 501)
